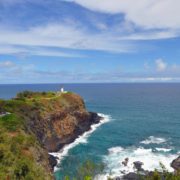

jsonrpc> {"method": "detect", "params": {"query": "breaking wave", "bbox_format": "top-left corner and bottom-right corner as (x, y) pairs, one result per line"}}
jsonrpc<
(155, 148), (172, 152)
(49, 113), (111, 171)
(140, 136), (167, 144)
(99, 145), (177, 179)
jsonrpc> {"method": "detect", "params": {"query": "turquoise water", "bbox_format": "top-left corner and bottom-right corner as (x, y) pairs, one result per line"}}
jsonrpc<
(0, 83), (180, 179)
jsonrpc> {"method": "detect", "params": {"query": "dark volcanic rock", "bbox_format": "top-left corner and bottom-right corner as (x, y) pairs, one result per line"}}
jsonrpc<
(171, 156), (180, 171)
(133, 161), (144, 171)
(115, 177), (121, 180)
(22, 93), (102, 153)
(43, 111), (102, 152)
(48, 155), (58, 171)
(122, 158), (129, 166)
(122, 172), (141, 180)
(116, 156), (180, 180)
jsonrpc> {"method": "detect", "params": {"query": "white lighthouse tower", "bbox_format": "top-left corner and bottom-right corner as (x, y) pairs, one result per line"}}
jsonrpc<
(61, 87), (64, 93)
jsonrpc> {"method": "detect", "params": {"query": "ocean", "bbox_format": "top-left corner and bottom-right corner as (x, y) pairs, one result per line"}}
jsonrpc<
(0, 83), (180, 179)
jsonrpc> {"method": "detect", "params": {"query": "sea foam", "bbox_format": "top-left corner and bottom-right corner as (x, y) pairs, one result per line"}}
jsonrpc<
(49, 113), (111, 171)
(140, 136), (167, 144)
(101, 145), (177, 179)
(155, 148), (172, 152)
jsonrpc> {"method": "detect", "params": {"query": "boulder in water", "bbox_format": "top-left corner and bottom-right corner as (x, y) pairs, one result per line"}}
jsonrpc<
(133, 161), (144, 171)
(122, 158), (129, 166)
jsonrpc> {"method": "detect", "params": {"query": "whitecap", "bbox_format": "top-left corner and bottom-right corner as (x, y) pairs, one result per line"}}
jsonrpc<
(155, 148), (172, 152)
(49, 113), (111, 171)
(108, 147), (124, 154)
(94, 174), (110, 180)
(102, 146), (177, 178)
(140, 136), (167, 145)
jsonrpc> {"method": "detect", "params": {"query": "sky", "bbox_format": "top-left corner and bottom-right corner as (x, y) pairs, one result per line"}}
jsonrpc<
(0, 0), (180, 83)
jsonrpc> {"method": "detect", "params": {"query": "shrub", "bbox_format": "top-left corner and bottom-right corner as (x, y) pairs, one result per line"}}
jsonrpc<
(64, 160), (104, 180)
(0, 114), (23, 131)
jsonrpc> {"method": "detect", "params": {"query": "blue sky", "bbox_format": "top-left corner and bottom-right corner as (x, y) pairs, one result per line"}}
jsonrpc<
(0, 0), (180, 83)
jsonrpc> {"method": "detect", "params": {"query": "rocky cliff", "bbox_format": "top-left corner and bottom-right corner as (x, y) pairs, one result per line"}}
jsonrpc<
(0, 91), (101, 179)
(25, 92), (101, 152)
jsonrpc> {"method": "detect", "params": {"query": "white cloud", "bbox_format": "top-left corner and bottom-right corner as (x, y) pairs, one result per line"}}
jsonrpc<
(1, 60), (180, 83)
(144, 62), (150, 70)
(0, 45), (83, 58)
(145, 58), (180, 75)
(0, 22), (178, 57)
(120, 30), (180, 40)
(155, 59), (167, 72)
(0, 23), (135, 54)
(0, 60), (15, 68)
(0, 0), (180, 57)
(68, 0), (180, 29)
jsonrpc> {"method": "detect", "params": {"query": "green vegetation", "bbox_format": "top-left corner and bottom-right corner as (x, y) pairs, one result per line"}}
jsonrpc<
(63, 160), (104, 180)
(0, 90), (84, 180)
(0, 123), (52, 179)
(1, 91), (179, 180)
(77, 160), (104, 180)
(0, 114), (23, 131)
(146, 171), (180, 180)
(16, 91), (56, 100)
(0, 91), (54, 179)
(145, 163), (180, 180)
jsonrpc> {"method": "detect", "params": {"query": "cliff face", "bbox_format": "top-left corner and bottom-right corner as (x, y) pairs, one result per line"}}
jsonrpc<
(23, 92), (101, 152)
(0, 91), (101, 179)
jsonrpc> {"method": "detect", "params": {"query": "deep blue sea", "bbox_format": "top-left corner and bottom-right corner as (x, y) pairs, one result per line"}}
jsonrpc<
(0, 83), (180, 179)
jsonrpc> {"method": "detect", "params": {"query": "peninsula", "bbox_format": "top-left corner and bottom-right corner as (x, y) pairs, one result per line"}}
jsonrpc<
(0, 91), (102, 179)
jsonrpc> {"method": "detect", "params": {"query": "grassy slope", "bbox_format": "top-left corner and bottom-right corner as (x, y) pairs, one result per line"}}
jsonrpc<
(0, 91), (85, 180)
(0, 92), (61, 180)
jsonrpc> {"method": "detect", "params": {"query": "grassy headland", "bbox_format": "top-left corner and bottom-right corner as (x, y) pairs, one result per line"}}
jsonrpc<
(0, 90), (101, 180)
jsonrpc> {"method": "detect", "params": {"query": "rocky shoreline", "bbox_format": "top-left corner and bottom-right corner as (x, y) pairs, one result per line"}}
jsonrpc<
(113, 156), (180, 180)
(48, 112), (102, 170)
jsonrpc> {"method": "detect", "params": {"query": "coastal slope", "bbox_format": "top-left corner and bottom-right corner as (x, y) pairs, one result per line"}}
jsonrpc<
(0, 91), (101, 179)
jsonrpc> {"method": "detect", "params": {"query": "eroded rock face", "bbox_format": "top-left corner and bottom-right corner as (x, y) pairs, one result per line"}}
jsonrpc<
(43, 111), (101, 152)
(171, 156), (180, 171)
(22, 93), (102, 153)
(48, 155), (58, 171)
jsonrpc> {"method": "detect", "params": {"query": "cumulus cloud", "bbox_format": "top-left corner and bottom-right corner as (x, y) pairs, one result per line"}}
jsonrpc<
(146, 58), (180, 75)
(155, 59), (167, 72)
